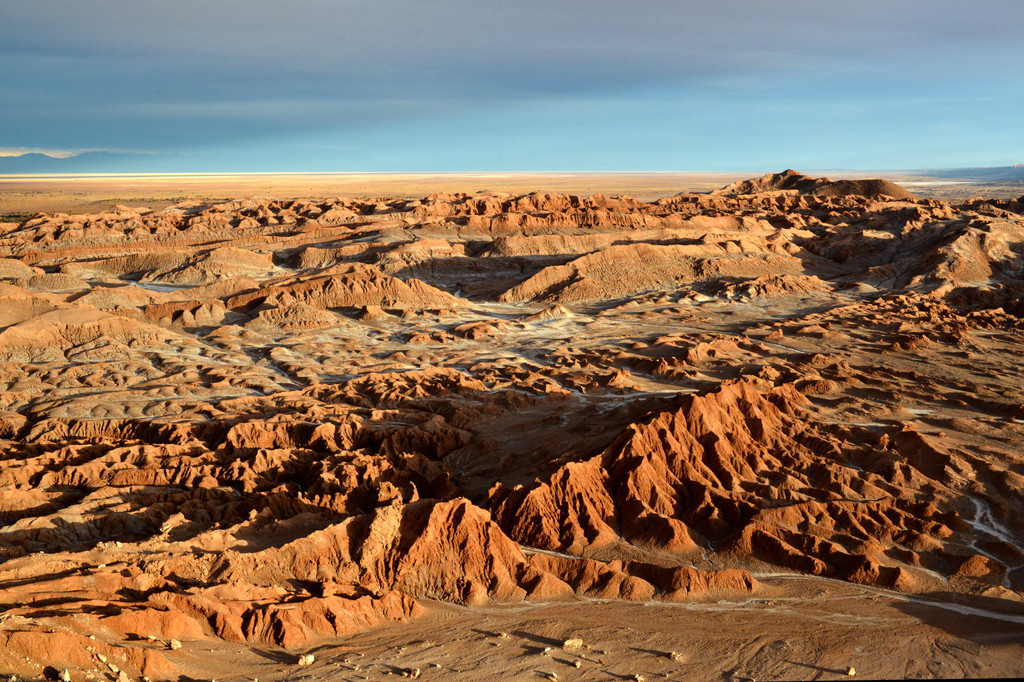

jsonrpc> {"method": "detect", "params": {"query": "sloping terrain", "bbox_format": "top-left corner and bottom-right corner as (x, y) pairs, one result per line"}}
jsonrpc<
(1, 174), (1023, 679)
(714, 169), (919, 200)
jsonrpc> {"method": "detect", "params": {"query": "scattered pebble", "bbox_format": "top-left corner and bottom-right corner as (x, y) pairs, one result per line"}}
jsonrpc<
(573, 660), (582, 669)
(562, 637), (584, 650)
(297, 653), (315, 666)
(668, 651), (686, 662)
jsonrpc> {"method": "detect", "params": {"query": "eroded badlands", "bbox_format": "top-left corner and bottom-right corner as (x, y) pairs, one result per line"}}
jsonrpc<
(1, 171), (1023, 679)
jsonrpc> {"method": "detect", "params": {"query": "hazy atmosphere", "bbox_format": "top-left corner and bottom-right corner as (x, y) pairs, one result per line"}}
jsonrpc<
(2, 0), (1022, 172)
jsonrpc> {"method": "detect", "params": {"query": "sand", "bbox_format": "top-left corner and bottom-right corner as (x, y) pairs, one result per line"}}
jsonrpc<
(3, 170), (1019, 218)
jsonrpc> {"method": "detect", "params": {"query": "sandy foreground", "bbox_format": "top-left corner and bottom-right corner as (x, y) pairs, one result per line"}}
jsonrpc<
(0, 171), (1023, 681)
(171, 577), (1024, 681)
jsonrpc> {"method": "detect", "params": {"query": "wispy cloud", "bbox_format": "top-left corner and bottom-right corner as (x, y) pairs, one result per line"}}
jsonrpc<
(0, 147), (158, 158)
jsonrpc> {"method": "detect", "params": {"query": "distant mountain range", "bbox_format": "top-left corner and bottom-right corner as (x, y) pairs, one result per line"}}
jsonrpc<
(0, 152), (168, 174)
(923, 165), (1024, 182)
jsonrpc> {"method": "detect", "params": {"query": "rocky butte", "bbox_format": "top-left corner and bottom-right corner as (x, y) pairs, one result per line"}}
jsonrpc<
(0, 171), (1023, 679)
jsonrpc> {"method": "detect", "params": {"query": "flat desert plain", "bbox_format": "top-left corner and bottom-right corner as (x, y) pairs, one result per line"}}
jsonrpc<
(0, 171), (1023, 681)
(3, 170), (1021, 219)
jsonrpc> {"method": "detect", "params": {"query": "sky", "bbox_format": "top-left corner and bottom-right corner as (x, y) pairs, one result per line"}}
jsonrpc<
(1, 0), (1023, 172)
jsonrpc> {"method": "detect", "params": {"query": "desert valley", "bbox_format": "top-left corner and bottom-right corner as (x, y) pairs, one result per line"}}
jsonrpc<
(0, 171), (1023, 681)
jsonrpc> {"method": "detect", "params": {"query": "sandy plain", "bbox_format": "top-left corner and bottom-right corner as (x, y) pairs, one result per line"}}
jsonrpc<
(0, 170), (1023, 681)
(0, 173), (745, 218)
(3, 170), (1021, 219)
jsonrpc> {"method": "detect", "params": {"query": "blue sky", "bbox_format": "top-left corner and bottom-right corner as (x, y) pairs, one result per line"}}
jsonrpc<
(2, 0), (1023, 172)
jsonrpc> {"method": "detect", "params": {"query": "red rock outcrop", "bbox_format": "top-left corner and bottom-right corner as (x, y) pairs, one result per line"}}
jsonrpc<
(1, 174), (1023, 678)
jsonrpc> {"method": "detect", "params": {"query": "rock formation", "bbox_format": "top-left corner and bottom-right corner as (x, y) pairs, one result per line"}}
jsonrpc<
(1, 172), (1023, 678)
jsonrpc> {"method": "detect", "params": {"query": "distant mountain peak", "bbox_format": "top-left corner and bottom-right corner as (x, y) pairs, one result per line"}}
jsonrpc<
(0, 150), (162, 174)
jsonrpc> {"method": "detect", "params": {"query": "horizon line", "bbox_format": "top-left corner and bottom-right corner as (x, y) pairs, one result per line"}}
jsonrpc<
(0, 168), (962, 180)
